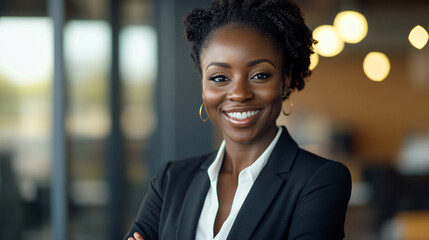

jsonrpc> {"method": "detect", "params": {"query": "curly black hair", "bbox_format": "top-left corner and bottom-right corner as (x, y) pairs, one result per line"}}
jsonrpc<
(183, 0), (316, 93)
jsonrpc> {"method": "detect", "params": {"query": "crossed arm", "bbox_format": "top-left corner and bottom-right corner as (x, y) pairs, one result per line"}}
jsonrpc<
(124, 159), (351, 239)
(128, 232), (145, 240)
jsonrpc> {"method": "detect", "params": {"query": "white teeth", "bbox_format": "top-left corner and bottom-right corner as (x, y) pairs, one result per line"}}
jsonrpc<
(227, 110), (259, 120)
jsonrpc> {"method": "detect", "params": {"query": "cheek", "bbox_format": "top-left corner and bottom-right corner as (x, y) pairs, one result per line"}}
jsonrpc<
(257, 84), (283, 108)
(202, 85), (224, 112)
(268, 95), (283, 117)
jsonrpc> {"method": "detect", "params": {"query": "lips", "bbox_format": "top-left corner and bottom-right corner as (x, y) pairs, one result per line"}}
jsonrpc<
(223, 108), (262, 127)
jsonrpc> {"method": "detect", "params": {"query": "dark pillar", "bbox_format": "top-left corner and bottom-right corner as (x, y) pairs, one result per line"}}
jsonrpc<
(149, 0), (213, 174)
(49, 0), (67, 239)
(107, 0), (124, 239)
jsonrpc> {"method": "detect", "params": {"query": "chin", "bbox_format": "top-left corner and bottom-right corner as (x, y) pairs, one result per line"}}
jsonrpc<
(222, 126), (265, 144)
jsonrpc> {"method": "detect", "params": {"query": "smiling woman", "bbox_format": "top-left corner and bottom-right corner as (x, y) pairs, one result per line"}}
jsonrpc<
(124, 1), (351, 239)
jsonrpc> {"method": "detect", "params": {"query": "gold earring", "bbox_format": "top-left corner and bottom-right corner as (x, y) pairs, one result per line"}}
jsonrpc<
(282, 98), (293, 116)
(282, 89), (291, 100)
(282, 91), (288, 99)
(199, 103), (208, 122)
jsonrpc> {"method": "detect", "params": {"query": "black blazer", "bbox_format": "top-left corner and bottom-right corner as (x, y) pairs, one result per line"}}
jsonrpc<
(124, 127), (351, 240)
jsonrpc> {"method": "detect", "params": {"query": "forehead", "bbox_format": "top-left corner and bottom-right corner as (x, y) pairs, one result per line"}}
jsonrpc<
(200, 24), (281, 67)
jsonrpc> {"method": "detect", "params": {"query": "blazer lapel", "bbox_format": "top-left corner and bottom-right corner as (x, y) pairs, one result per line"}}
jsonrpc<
(176, 154), (214, 239)
(227, 127), (299, 239)
(227, 166), (284, 240)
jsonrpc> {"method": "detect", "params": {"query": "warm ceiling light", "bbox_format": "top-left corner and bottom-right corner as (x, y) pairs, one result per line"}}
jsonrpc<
(309, 52), (319, 70)
(313, 25), (344, 57)
(408, 25), (429, 49)
(334, 11), (368, 44)
(363, 52), (390, 82)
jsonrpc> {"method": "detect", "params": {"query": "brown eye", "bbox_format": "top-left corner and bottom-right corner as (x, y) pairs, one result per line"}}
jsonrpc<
(209, 75), (229, 83)
(252, 73), (271, 80)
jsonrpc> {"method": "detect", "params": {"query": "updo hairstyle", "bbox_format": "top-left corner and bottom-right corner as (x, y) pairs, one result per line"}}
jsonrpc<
(183, 0), (317, 94)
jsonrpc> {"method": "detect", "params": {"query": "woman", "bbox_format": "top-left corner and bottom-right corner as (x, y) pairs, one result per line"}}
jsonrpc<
(125, 0), (351, 239)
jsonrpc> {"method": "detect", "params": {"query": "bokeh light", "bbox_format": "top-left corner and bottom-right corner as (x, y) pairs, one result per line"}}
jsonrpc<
(408, 25), (429, 49)
(313, 25), (344, 57)
(0, 17), (52, 86)
(334, 11), (368, 44)
(363, 52), (390, 82)
(309, 52), (319, 70)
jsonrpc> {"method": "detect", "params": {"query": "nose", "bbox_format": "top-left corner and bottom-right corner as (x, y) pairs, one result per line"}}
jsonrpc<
(227, 78), (254, 102)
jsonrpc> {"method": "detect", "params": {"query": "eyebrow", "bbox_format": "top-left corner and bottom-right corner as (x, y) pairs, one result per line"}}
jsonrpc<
(247, 59), (276, 69)
(205, 58), (276, 70)
(205, 62), (231, 70)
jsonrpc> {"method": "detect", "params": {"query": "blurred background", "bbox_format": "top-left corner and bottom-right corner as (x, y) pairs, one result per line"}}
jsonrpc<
(0, 0), (428, 239)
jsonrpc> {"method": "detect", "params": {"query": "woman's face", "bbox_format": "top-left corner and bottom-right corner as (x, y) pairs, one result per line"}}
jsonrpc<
(201, 24), (287, 144)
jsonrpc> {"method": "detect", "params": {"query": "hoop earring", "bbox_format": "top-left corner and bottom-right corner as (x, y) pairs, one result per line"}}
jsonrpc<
(282, 98), (293, 116)
(199, 103), (208, 122)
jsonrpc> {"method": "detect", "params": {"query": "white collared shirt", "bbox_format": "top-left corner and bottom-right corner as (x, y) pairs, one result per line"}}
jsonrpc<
(195, 127), (283, 240)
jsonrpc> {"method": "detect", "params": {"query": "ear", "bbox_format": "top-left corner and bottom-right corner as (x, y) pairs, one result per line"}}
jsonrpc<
(201, 83), (206, 102)
(282, 71), (292, 94)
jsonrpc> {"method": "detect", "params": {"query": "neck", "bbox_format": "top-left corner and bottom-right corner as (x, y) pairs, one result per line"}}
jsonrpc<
(222, 126), (278, 176)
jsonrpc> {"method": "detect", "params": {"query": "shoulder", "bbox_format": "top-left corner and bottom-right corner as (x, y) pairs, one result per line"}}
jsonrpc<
(153, 152), (215, 186)
(291, 148), (351, 187)
(295, 148), (350, 174)
(164, 151), (215, 174)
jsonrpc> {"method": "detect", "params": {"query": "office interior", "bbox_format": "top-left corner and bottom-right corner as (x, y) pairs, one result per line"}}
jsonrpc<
(0, 0), (429, 239)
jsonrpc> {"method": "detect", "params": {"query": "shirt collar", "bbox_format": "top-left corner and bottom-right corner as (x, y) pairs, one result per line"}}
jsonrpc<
(207, 127), (283, 183)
